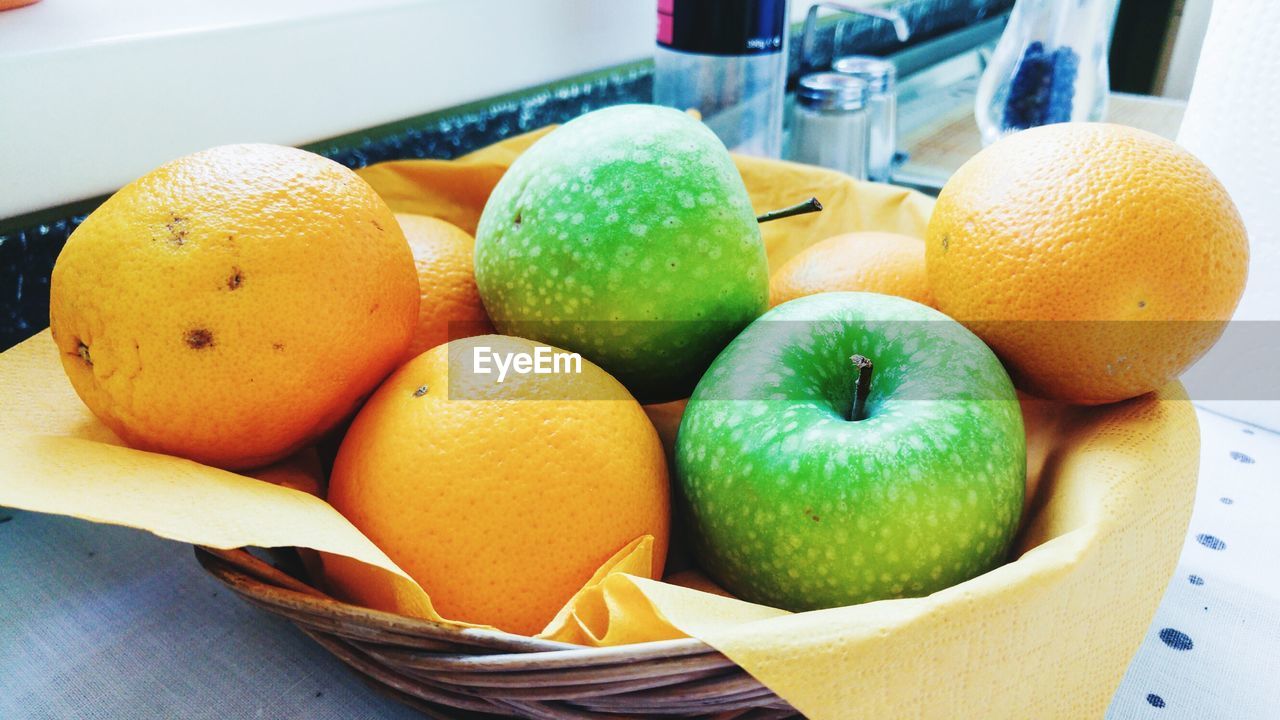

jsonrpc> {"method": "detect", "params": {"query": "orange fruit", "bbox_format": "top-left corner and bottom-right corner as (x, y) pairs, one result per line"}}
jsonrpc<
(396, 213), (494, 359)
(246, 447), (327, 498)
(49, 143), (419, 469)
(769, 231), (935, 308)
(926, 123), (1248, 405)
(326, 334), (669, 635)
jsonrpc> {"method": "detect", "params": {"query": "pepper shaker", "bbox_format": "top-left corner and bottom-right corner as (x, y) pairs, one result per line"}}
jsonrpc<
(832, 56), (897, 182)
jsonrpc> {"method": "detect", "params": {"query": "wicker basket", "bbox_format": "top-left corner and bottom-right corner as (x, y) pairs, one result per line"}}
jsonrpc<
(177, 141), (1201, 720)
(196, 546), (798, 719)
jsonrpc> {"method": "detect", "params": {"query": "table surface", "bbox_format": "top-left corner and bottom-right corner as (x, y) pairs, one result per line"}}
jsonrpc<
(1, 84), (1271, 719)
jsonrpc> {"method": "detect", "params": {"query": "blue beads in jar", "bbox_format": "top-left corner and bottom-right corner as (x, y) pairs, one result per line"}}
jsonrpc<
(1002, 41), (1080, 130)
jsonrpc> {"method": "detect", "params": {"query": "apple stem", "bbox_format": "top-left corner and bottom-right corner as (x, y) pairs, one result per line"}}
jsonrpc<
(849, 354), (873, 422)
(756, 197), (823, 224)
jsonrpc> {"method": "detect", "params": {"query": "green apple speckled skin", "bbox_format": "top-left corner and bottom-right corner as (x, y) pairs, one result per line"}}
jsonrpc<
(474, 105), (769, 403)
(675, 292), (1025, 611)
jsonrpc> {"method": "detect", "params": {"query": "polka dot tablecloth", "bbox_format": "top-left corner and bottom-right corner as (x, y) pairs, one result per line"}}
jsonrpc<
(1106, 408), (1280, 719)
(0, 406), (1276, 719)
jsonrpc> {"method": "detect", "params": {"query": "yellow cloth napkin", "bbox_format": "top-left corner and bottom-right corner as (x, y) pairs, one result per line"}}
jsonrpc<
(0, 129), (1199, 720)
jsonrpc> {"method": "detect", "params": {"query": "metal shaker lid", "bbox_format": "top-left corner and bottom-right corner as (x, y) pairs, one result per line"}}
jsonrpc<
(797, 72), (869, 112)
(832, 55), (897, 94)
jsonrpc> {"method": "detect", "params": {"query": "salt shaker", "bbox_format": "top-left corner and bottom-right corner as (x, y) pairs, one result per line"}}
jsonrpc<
(832, 55), (897, 182)
(789, 72), (871, 180)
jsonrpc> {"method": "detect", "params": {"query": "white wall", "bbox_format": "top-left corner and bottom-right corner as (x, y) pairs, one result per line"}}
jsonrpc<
(0, 0), (654, 219)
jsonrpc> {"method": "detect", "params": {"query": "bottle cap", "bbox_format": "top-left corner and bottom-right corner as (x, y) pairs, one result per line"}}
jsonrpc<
(797, 73), (869, 112)
(832, 56), (897, 94)
(657, 0), (786, 56)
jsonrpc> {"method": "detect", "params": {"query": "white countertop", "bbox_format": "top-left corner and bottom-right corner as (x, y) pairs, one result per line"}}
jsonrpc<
(0, 0), (653, 220)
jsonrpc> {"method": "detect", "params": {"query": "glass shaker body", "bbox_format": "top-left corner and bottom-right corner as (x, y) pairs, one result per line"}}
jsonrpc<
(975, 0), (1119, 146)
(833, 56), (897, 182)
(654, 0), (788, 158)
(789, 73), (870, 180)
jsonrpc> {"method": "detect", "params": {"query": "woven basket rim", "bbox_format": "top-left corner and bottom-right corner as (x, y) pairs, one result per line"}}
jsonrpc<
(195, 546), (795, 718)
(195, 545), (723, 658)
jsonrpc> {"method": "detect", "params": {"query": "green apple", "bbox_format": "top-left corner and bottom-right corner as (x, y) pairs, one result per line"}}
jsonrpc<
(675, 292), (1025, 611)
(474, 104), (768, 403)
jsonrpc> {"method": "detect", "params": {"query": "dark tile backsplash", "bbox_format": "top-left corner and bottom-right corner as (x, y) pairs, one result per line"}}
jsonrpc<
(0, 65), (653, 351)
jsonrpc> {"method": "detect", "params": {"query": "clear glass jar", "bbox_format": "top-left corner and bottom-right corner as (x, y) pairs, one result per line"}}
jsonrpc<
(975, 0), (1119, 146)
(789, 72), (870, 180)
(654, 0), (788, 158)
(832, 55), (897, 182)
